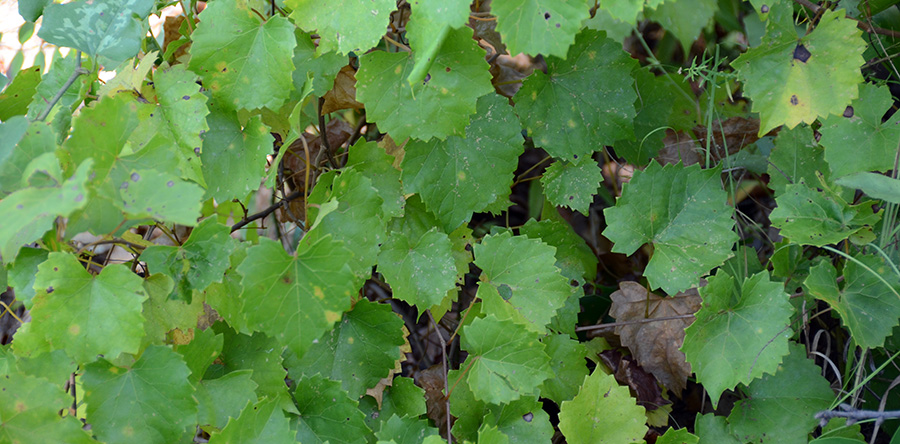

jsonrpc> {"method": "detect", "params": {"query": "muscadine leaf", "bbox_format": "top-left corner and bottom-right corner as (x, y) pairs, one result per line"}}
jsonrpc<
(836, 172), (900, 204)
(152, 64), (210, 185)
(293, 374), (371, 444)
(805, 254), (900, 349)
(727, 343), (834, 443)
(209, 398), (294, 444)
(491, 0), (591, 58)
(602, 161), (737, 294)
(189, 0), (296, 111)
(645, 0), (718, 53)
(820, 83), (900, 178)
(82, 346), (196, 444)
(195, 370), (258, 430)
(286, 0), (395, 55)
(657, 428), (699, 444)
(345, 139), (404, 219)
(598, 0), (666, 24)
(766, 125), (829, 196)
(0, 371), (96, 444)
(514, 29), (638, 160)
(62, 93), (138, 185)
(201, 103), (272, 202)
(539, 334), (589, 403)
(208, 327), (292, 410)
(175, 326), (224, 383)
(733, 2), (865, 134)
(38, 0), (153, 62)
(285, 299), (406, 399)
(0, 66), (41, 121)
(768, 181), (879, 247)
(12, 252), (146, 364)
(460, 315), (553, 404)
(682, 271), (793, 408)
(141, 218), (235, 300)
(7, 247), (47, 309)
(1, 118), (57, 196)
(558, 370), (647, 444)
(292, 31), (347, 96)
(541, 158), (603, 216)
(237, 236), (357, 358)
(378, 227), (457, 309)
(356, 27), (494, 142)
(117, 168), (204, 225)
(375, 414), (440, 444)
(140, 273), (205, 347)
(401, 94), (523, 230)
(519, 217), (597, 282)
(0, 159), (90, 262)
(474, 231), (571, 333)
(204, 246), (251, 334)
(405, 0), (471, 86)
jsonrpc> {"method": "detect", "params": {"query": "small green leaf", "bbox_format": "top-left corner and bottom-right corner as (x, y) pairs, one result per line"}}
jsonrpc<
(645, 0), (718, 53)
(539, 334), (589, 403)
(541, 158), (604, 216)
(208, 327), (292, 409)
(602, 161), (737, 294)
(209, 398), (294, 444)
(0, 66), (41, 121)
(345, 139), (404, 219)
(82, 345), (197, 444)
(38, 0), (153, 61)
(657, 428), (699, 444)
(286, 0), (395, 54)
(519, 217), (598, 282)
(6, 247), (47, 310)
(766, 125), (829, 196)
(375, 414), (440, 444)
(682, 271), (793, 408)
(140, 273), (205, 346)
(195, 370), (258, 430)
(694, 413), (741, 444)
(0, 371), (95, 444)
(491, 0), (591, 58)
(769, 181), (879, 247)
(378, 227), (457, 309)
(515, 29), (638, 160)
(291, 31), (347, 96)
(558, 370), (647, 444)
(836, 172), (900, 204)
(293, 374), (371, 444)
(189, 0), (296, 111)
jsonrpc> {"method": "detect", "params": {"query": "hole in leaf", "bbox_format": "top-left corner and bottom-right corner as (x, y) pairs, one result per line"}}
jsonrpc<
(792, 44), (811, 63)
(523, 412), (534, 422)
(544, 12), (550, 19)
(131, 172), (141, 182)
(843, 106), (854, 118)
(761, 4), (769, 12)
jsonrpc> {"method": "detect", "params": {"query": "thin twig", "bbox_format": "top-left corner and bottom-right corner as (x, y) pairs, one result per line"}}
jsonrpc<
(816, 403), (900, 427)
(0, 300), (23, 325)
(792, 0), (900, 38)
(383, 34), (411, 52)
(318, 97), (339, 169)
(231, 189), (304, 232)
(574, 314), (696, 332)
(427, 311), (452, 444)
(36, 51), (87, 122)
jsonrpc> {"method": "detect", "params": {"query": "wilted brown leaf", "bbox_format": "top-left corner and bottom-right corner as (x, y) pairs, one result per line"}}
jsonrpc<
(322, 65), (364, 114)
(656, 117), (763, 166)
(599, 349), (670, 410)
(416, 364), (454, 438)
(609, 281), (701, 395)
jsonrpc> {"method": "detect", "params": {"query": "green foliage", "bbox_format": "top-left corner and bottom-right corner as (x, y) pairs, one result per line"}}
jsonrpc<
(3, 0), (895, 441)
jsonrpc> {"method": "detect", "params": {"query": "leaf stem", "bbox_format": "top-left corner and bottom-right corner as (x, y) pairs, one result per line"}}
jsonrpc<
(36, 50), (87, 122)
(317, 97), (339, 169)
(427, 311), (452, 444)
(231, 189), (305, 232)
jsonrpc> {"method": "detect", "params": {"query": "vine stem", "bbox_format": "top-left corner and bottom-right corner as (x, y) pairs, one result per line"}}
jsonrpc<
(792, 0), (900, 38)
(36, 50), (87, 122)
(574, 314), (695, 332)
(427, 311), (452, 444)
(231, 189), (305, 232)
(318, 97), (339, 169)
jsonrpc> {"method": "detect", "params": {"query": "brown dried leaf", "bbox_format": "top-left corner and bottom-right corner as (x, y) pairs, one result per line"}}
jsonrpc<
(656, 117), (763, 166)
(322, 65), (364, 114)
(416, 364), (454, 438)
(609, 281), (701, 395)
(599, 349), (670, 410)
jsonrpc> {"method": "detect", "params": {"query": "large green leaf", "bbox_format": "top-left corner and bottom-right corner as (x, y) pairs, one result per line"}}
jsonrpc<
(12, 252), (146, 364)
(151, 64), (210, 185)
(377, 227), (457, 309)
(293, 374), (371, 444)
(733, 2), (865, 134)
(491, 0), (591, 58)
(116, 168), (204, 225)
(82, 345), (197, 444)
(541, 158), (604, 216)
(189, 0), (296, 111)
(0, 371), (96, 444)
(237, 236), (357, 357)
(514, 29), (638, 160)
(768, 181), (879, 247)
(474, 231), (571, 333)
(805, 254), (900, 349)
(682, 271), (793, 408)
(356, 27), (494, 142)
(62, 93), (138, 186)
(602, 161), (737, 294)
(558, 370), (647, 444)
(766, 125), (829, 196)
(286, 0), (395, 54)
(727, 343), (834, 443)
(38, 0), (153, 62)
(460, 315), (553, 404)
(285, 299), (405, 399)
(200, 103), (272, 202)
(401, 94), (523, 230)
(209, 398), (294, 444)
(820, 83), (900, 178)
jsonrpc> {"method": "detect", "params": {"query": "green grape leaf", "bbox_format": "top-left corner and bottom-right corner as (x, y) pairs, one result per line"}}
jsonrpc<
(0, 371), (96, 444)
(473, 231), (571, 333)
(694, 413), (741, 444)
(491, 0), (591, 58)
(645, 0), (718, 53)
(82, 346), (196, 444)
(62, 93), (138, 185)
(375, 414), (440, 444)
(1, 118), (57, 196)
(558, 370), (647, 444)
(201, 104), (272, 202)
(306, 168), (386, 278)
(682, 271), (793, 408)
(237, 236), (357, 358)
(401, 94), (523, 230)
(7, 247), (48, 309)
(658, 428), (699, 444)
(140, 273), (205, 347)
(805, 254), (900, 349)
(176, 326), (224, 383)
(292, 31), (347, 96)
(26, 50), (90, 126)
(195, 370), (258, 430)
(152, 64), (210, 185)
(514, 29), (638, 160)
(836, 172), (900, 204)
(12, 252), (146, 364)
(345, 139), (404, 219)
(117, 169), (204, 225)
(541, 158), (604, 216)
(356, 27), (494, 142)
(209, 398), (295, 444)
(405, 0), (471, 86)
(766, 125), (829, 196)
(598, 0), (666, 24)
(0, 66), (41, 121)
(38, 0), (153, 62)
(460, 315), (553, 404)
(286, 0), (395, 54)
(359, 376), (428, 433)
(820, 83), (900, 178)
(378, 227), (457, 309)
(733, 3), (865, 134)
(141, 218), (235, 300)
(602, 161), (737, 294)
(285, 299), (405, 399)
(208, 327), (292, 410)
(478, 424), (510, 444)
(204, 246), (251, 334)
(519, 217), (597, 282)
(19, 0), (52, 22)
(727, 343), (834, 443)
(189, 0), (296, 111)
(769, 181), (879, 247)
(293, 374), (371, 444)
(539, 334), (590, 403)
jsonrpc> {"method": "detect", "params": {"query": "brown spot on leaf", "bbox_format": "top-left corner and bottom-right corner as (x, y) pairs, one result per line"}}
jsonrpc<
(790, 95), (799, 105)
(843, 106), (854, 118)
